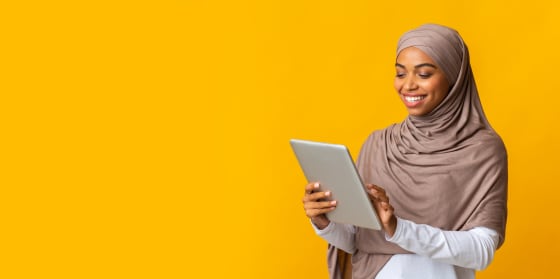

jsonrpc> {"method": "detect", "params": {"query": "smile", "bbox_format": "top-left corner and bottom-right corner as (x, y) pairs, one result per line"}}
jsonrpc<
(404, 95), (426, 102)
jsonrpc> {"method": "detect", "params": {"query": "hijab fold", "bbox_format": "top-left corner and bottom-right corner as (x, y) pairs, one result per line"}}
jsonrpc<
(328, 24), (507, 279)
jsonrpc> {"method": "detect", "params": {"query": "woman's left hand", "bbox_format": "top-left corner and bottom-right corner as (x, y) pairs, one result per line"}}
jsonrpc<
(366, 184), (397, 237)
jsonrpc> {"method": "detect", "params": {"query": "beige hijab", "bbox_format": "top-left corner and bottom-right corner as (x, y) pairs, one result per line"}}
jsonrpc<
(328, 24), (508, 279)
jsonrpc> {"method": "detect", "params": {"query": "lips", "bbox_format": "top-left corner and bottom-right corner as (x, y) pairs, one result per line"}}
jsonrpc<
(402, 94), (427, 108)
(404, 95), (426, 102)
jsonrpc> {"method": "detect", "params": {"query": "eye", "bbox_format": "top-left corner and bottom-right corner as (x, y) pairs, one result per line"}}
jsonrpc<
(418, 73), (432, 79)
(395, 72), (406, 78)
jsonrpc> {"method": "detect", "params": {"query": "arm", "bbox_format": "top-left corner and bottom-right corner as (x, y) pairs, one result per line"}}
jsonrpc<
(387, 217), (499, 270)
(312, 221), (357, 254)
(367, 184), (499, 270)
(302, 182), (357, 253)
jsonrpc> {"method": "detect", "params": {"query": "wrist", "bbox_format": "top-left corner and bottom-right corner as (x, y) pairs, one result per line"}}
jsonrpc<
(311, 216), (330, 230)
(385, 215), (397, 237)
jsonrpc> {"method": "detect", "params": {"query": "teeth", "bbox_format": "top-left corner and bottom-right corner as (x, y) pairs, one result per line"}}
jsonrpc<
(405, 96), (426, 102)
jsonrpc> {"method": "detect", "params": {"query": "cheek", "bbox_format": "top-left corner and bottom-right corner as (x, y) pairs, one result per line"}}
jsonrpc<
(425, 80), (447, 99)
(433, 77), (450, 97)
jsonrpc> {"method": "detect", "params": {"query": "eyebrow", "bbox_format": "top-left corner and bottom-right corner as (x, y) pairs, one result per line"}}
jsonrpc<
(395, 63), (437, 69)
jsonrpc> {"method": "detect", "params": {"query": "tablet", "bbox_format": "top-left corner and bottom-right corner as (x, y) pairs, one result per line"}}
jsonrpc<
(290, 139), (381, 230)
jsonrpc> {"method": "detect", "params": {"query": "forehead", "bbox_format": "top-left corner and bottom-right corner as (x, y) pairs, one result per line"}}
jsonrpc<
(396, 47), (436, 66)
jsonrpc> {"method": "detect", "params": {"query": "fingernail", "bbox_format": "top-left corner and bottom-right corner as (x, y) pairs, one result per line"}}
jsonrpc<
(314, 182), (319, 188)
(330, 201), (337, 205)
(325, 191), (331, 196)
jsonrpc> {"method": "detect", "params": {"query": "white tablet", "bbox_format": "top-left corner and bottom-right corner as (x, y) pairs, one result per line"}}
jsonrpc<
(290, 139), (381, 230)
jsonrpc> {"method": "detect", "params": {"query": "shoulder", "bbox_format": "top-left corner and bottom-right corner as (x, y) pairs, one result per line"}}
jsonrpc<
(467, 130), (508, 169)
(474, 130), (507, 157)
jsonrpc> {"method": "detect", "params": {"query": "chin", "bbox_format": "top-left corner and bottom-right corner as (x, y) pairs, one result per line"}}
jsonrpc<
(406, 109), (421, 116)
(407, 110), (429, 116)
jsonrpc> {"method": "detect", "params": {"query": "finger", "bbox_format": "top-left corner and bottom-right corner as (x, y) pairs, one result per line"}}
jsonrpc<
(376, 194), (390, 203)
(368, 190), (389, 203)
(380, 201), (390, 210)
(382, 202), (394, 212)
(366, 184), (380, 195)
(367, 184), (386, 194)
(306, 203), (337, 217)
(367, 187), (389, 203)
(370, 194), (391, 212)
(304, 201), (336, 217)
(306, 207), (336, 217)
(304, 200), (337, 210)
(302, 190), (332, 203)
(304, 182), (320, 195)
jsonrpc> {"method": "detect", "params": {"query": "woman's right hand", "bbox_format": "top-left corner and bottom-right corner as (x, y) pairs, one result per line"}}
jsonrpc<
(302, 182), (337, 230)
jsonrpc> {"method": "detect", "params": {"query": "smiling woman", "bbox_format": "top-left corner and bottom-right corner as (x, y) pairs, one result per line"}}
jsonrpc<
(301, 24), (508, 279)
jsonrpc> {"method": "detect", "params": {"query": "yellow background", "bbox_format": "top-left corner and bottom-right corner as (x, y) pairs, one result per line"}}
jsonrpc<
(2, 0), (559, 278)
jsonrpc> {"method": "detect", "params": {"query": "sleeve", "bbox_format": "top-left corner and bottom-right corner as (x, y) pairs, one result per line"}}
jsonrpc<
(387, 217), (500, 270)
(311, 221), (357, 254)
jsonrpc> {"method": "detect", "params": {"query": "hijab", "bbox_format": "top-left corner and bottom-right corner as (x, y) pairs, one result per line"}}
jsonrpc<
(328, 24), (508, 279)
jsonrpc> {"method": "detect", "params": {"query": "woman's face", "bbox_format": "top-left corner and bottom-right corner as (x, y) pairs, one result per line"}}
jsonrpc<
(394, 47), (450, 116)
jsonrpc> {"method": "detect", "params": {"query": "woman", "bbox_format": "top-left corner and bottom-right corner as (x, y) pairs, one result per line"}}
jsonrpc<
(302, 24), (507, 279)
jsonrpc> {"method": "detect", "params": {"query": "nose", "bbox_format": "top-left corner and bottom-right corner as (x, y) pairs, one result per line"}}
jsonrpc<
(403, 76), (418, 91)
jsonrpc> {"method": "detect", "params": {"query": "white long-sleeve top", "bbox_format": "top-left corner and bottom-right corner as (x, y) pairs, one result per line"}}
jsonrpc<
(313, 217), (499, 279)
